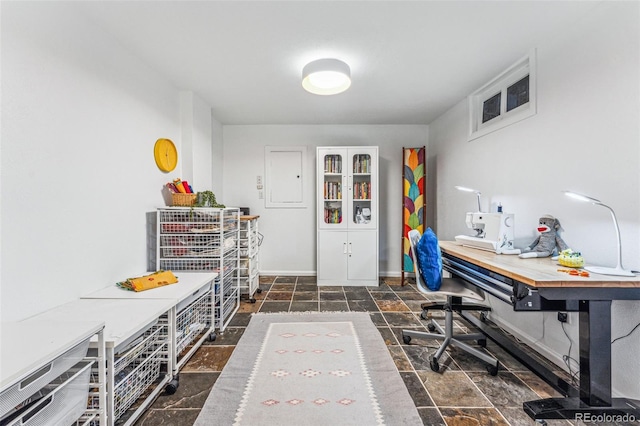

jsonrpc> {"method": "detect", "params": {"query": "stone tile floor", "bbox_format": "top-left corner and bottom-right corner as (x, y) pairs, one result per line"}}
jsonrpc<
(133, 276), (591, 426)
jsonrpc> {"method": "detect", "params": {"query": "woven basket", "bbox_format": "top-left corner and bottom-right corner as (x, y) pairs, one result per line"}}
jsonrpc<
(172, 193), (197, 206)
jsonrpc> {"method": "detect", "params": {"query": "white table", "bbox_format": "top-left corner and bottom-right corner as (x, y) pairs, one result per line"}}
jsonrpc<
(81, 272), (218, 387)
(21, 298), (175, 426)
(1, 320), (105, 425)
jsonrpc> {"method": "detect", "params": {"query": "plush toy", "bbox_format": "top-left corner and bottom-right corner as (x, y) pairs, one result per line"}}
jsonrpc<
(519, 215), (569, 258)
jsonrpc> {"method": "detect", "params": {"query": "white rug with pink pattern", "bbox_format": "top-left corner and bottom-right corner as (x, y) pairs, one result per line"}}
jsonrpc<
(195, 312), (422, 425)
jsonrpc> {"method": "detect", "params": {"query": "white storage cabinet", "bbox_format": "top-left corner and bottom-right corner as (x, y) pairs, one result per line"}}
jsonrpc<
(20, 298), (174, 426)
(317, 146), (379, 286)
(239, 215), (261, 303)
(0, 321), (105, 426)
(157, 207), (240, 331)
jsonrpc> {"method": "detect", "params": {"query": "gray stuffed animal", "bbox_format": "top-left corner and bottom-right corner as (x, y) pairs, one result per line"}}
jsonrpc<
(519, 215), (569, 258)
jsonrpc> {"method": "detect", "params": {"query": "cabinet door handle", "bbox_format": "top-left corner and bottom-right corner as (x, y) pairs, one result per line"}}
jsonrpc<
(343, 243), (347, 254)
(348, 243), (352, 254)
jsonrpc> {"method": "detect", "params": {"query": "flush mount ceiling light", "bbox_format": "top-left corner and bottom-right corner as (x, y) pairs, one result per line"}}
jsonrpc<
(302, 58), (351, 95)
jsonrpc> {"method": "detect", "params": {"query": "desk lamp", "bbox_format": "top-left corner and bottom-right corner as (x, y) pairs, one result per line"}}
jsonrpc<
(563, 191), (634, 277)
(455, 186), (482, 212)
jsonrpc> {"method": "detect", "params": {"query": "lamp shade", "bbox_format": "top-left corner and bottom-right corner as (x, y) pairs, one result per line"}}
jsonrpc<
(563, 190), (634, 276)
(455, 186), (482, 212)
(302, 58), (351, 95)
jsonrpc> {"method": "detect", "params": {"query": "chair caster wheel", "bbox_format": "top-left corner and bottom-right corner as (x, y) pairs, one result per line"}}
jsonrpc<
(209, 332), (217, 342)
(256, 288), (262, 293)
(487, 362), (499, 376)
(402, 334), (411, 344)
(420, 311), (429, 320)
(250, 297), (256, 303)
(478, 339), (487, 348)
(430, 357), (440, 372)
(165, 377), (179, 394)
(480, 311), (488, 322)
(427, 323), (436, 332)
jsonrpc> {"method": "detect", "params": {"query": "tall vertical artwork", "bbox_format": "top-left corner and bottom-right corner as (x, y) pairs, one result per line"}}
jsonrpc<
(402, 147), (426, 281)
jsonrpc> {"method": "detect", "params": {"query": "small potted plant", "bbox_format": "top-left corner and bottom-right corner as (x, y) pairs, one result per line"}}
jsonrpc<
(195, 191), (225, 208)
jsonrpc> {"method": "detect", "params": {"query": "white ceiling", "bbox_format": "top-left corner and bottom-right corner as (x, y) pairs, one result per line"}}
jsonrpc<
(74, 1), (600, 125)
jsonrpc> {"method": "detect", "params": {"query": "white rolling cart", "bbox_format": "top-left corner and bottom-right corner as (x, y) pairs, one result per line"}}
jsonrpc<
(1, 321), (105, 426)
(156, 207), (240, 332)
(81, 272), (218, 393)
(239, 215), (261, 303)
(19, 298), (174, 426)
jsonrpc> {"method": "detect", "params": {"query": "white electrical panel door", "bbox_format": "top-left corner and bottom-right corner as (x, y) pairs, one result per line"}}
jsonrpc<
(265, 146), (307, 208)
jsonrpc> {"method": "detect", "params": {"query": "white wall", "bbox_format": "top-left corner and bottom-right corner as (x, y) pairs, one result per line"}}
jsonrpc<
(211, 116), (224, 199)
(222, 125), (428, 276)
(0, 2), (208, 321)
(429, 2), (640, 398)
(179, 91), (214, 191)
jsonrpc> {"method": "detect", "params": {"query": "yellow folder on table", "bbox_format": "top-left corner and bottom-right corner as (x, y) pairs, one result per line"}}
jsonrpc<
(118, 270), (178, 292)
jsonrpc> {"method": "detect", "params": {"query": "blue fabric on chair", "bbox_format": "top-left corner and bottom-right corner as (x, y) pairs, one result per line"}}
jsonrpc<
(415, 227), (442, 291)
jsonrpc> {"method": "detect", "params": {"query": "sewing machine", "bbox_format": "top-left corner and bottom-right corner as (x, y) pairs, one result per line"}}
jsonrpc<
(454, 212), (519, 254)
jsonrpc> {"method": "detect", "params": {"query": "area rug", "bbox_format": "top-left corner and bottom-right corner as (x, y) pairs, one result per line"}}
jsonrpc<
(195, 312), (422, 425)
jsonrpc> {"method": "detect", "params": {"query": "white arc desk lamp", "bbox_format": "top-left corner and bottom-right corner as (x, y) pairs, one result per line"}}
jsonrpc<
(563, 191), (634, 277)
(455, 186), (482, 212)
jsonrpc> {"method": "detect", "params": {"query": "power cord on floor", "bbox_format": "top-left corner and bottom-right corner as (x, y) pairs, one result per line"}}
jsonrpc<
(611, 321), (640, 344)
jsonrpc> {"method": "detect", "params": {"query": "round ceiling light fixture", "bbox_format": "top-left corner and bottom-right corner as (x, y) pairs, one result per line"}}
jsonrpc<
(302, 58), (351, 95)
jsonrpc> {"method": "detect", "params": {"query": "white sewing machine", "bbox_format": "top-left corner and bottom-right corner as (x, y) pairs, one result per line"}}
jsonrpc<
(455, 212), (519, 254)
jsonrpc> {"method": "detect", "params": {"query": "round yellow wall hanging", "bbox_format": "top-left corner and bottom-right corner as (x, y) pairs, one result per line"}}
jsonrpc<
(154, 138), (177, 172)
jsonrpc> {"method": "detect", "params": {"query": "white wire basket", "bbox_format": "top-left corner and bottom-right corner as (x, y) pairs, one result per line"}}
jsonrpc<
(112, 324), (168, 419)
(175, 291), (212, 356)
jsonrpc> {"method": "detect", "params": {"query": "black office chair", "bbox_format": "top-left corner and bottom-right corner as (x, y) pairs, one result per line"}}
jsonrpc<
(402, 229), (499, 375)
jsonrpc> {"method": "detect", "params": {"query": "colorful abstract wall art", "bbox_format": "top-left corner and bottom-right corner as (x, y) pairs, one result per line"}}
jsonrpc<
(402, 147), (426, 276)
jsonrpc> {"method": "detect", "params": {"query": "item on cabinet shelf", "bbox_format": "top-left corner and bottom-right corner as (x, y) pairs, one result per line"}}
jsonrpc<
(195, 190), (225, 208)
(116, 270), (178, 292)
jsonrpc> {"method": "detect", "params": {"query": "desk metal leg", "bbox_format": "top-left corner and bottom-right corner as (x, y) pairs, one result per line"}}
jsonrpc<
(580, 300), (611, 406)
(521, 300), (640, 420)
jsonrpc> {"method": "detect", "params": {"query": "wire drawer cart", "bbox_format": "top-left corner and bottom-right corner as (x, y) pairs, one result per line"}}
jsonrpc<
(157, 207), (240, 332)
(239, 215), (261, 303)
(0, 321), (106, 426)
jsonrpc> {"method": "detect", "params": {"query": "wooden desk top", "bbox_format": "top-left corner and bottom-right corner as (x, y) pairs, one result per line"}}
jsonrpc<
(440, 241), (640, 289)
(240, 215), (260, 220)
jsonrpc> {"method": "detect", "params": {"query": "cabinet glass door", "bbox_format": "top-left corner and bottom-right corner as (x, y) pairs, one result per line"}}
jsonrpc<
(320, 151), (346, 229)
(348, 150), (376, 229)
